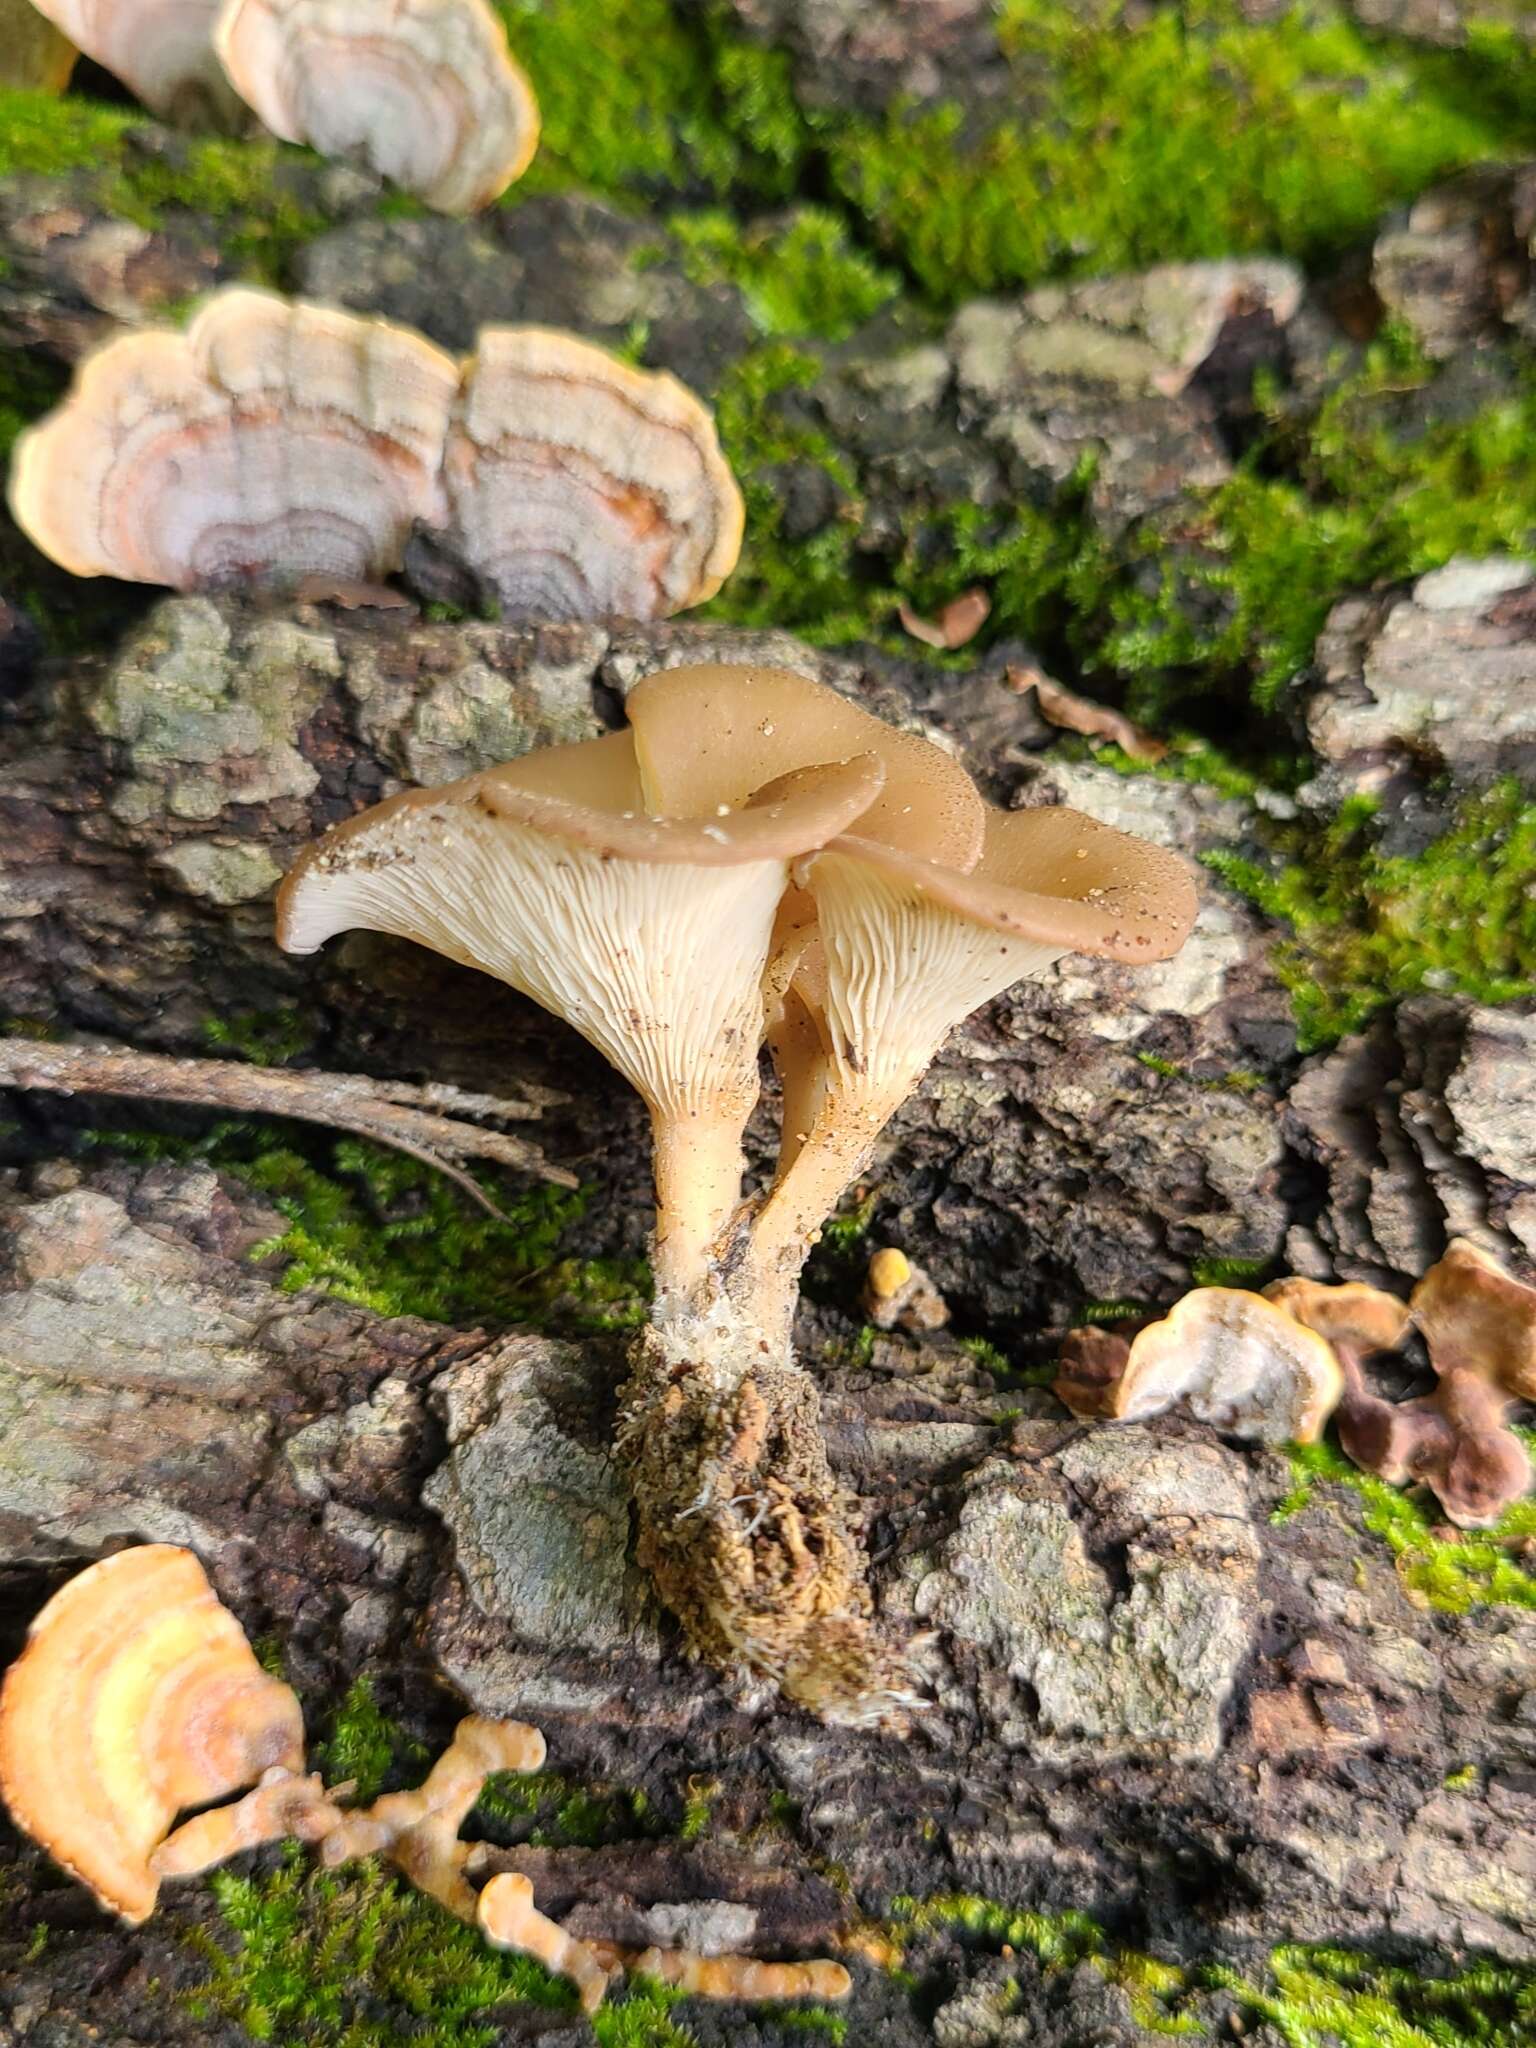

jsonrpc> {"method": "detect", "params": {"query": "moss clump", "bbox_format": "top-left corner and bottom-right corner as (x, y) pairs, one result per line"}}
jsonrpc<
(498, 0), (798, 201)
(1206, 783), (1536, 1048)
(668, 206), (899, 341)
(1277, 1437), (1536, 1613)
(313, 1678), (422, 1806)
(892, 1894), (1536, 2044)
(817, 0), (1536, 306)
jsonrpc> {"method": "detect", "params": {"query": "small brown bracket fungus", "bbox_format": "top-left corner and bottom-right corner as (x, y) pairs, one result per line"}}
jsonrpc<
(442, 330), (744, 622)
(0, 1545), (304, 1924)
(1262, 1276), (1412, 1354)
(0, 0), (77, 92)
(27, 0), (233, 118)
(1052, 1324), (1134, 1419)
(213, 0), (540, 214)
(8, 287), (458, 592)
(1107, 1288), (1345, 1444)
(478, 1872), (617, 2014)
(1411, 1238), (1536, 1398)
(1335, 1354), (1533, 1529)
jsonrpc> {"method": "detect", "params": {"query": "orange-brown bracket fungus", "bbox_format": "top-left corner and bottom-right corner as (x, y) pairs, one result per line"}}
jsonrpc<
(1328, 1239), (1536, 1528)
(8, 287), (458, 593)
(213, 0), (540, 214)
(278, 663), (1196, 1721)
(442, 329), (745, 623)
(27, 0), (233, 119)
(0, 1545), (304, 1924)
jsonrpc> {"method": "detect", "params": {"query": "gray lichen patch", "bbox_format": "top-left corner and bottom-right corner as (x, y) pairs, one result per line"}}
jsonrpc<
(901, 1430), (1260, 1762)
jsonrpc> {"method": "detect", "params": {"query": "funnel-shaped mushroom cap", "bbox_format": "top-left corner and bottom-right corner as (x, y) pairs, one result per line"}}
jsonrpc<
(8, 287), (457, 591)
(1112, 1288), (1345, 1443)
(0, 1546), (304, 1924)
(804, 804), (1197, 1098)
(29, 0), (230, 117)
(1411, 1239), (1536, 1399)
(626, 663), (986, 873)
(213, 0), (540, 214)
(441, 330), (744, 623)
(278, 731), (883, 1112)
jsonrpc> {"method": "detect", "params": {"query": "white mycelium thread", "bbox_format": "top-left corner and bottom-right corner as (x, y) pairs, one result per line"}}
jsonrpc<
(8, 289), (458, 589)
(214, 0), (540, 213)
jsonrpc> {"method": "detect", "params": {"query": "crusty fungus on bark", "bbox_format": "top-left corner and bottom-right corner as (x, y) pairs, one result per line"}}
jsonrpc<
(8, 287), (458, 592)
(26, 0), (235, 119)
(442, 329), (745, 623)
(213, 0), (540, 214)
(0, 1545), (305, 1924)
(276, 662), (1196, 1720)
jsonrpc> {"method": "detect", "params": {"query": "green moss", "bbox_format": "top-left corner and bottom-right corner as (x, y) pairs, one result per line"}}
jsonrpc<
(669, 206), (899, 341)
(498, 0), (796, 201)
(202, 1010), (313, 1068)
(1205, 783), (1536, 1048)
(1189, 1255), (1275, 1288)
(816, 0), (1536, 307)
(774, 2011), (848, 2041)
(677, 1776), (719, 1843)
(82, 1120), (646, 1333)
(892, 1894), (1536, 2044)
(1278, 1439), (1536, 1613)
(0, 87), (141, 174)
(313, 1679), (420, 1806)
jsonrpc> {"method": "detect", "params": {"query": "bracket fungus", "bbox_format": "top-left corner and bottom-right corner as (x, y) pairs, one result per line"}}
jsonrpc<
(9, 287), (458, 593)
(28, 0), (233, 119)
(1077, 1287), (1346, 1444)
(0, 1546), (304, 1924)
(277, 662), (1196, 1720)
(442, 329), (745, 622)
(213, 0), (540, 214)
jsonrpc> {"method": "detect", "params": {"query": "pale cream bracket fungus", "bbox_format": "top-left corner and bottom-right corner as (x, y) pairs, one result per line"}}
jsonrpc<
(151, 1767), (346, 1877)
(213, 0), (540, 214)
(1099, 1287), (1345, 1444)
(25, 0), (236, 119)
(441, 329), (744, 622)
(587, 1941), (854, 2004)
(0, 1546), (304, 1924)
(278, 663), (1195, 1722)
(9, 286), (457, 592)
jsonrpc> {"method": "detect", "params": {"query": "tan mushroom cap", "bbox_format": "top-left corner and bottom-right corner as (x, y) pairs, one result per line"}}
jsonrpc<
(0, 1546), (304, 1924)
(28, 0), (233, 118)
(213, 0), (540, 214)
(278, 731), (884, 1296)
(1263, 1276), (1411, 1354)
(626, 662), (986, 873)
(8, 287), (458, 592)
(442, 329), (744, 623)
(1111, 1288), (1345, 1444)
(1411, 1238), (1536, 1399)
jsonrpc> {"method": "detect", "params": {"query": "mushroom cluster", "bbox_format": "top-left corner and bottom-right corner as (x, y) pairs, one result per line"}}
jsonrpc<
(9, 287), (742, 621)
(277, 660), (1198, 1719)
(26, 0), (540, 210)
(1053, 1243), (1536, 1529)
(0, 1549), (852, 2017)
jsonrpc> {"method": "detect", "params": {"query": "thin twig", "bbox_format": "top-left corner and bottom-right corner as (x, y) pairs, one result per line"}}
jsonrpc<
(0, 1039), (577, 1216)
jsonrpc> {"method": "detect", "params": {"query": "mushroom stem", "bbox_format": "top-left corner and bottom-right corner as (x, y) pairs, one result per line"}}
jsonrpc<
(648, 1103), (749, 1308)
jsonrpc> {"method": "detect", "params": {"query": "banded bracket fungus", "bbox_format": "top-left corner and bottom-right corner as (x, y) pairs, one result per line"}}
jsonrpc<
(9, 287), (742, 622)
(26, 0), (236, 121)
(277, 663), (1197, 1721)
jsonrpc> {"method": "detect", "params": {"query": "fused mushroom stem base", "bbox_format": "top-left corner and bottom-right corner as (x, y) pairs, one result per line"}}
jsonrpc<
(621, 1318), (909, 1727)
